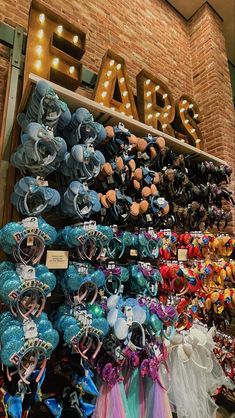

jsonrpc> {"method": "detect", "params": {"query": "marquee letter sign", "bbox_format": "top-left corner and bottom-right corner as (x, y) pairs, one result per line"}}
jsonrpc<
(23, 3), (203, 148)
(173, 95), (203, 148)
(24, 1), (86, 90)
(136, 70), (175, 137)
(93, 50), (139, 120)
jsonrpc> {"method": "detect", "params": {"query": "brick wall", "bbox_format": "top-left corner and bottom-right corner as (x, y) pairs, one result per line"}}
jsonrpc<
(0, 0), (234, 230)
(188, 3), (235, 232)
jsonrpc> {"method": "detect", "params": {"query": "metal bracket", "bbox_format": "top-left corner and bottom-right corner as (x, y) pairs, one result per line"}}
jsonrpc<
(1, 25), (25, 161)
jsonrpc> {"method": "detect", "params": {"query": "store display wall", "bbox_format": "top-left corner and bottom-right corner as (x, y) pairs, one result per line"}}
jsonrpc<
(0, 0), (234, 229)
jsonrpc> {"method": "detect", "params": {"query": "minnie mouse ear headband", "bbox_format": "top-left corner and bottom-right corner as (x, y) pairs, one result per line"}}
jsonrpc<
(107, 296), (146, 350)
(61, 222), (113, 260)
(11, 176), (61, 216)
(0, 217), (57, 265)
(11, 122), (67, 178)
(0, 263), (56, 319)
(61, 181), (101, 219)
(61, 144), (105, 181)
(0, 311), (59, 384)
(63, 107), (106, 148)
(55, 304), (109, 360)
(61, 263), (105, 304)
(17, 79), (71, 132)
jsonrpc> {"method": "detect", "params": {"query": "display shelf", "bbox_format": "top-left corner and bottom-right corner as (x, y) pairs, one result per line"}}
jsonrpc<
(20, 73), (227, 166)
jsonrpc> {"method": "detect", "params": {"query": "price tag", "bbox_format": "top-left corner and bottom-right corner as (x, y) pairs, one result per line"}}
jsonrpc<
(27, 236), (34, 247)
(107, 176), (114, 184)
(177, 248), (188, 262)
(142, 152), (149, 160)
(153, 345), (161, 357)
(23, 319), (38, 339)
(108, 262), (115, 270)
(46, 250), (69, 269)
(146, 214), (152, 222)
(22, 217), (38, 228)
(120, 284), (124, 293)
(130, 249), (138, 257)
(36, 176), (48, 187)
(16, 265), (35, 281)
(125, 307), (133, 326)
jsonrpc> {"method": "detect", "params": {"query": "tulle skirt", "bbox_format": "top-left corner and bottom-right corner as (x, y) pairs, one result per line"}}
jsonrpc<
(92, 369), (172, 418)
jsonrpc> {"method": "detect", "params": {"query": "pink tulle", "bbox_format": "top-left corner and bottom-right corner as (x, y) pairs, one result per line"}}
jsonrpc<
(92, 382), (127, 418)
(144, 376), (172, 418)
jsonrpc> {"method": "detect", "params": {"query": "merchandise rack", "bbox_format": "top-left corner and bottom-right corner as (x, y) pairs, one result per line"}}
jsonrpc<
(2, 73), (228, 226)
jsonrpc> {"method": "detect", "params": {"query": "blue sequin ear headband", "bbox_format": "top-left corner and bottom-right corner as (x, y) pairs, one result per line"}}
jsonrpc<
(55, 308), (109, 361)
(11, 176), (61, 216)
(0, 218), (57, 265)
(0, 263), (56, 319)
(0, 312), (59, 384)
(61, 263), (105, 305)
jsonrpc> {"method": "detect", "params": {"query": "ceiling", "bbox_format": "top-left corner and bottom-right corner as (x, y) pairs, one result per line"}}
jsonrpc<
(167, 0), (235, 65)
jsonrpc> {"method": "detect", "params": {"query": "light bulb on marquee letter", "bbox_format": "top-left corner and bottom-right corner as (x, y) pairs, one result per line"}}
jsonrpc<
(94, 50), (138, 120)
(136, 69), (175, 136)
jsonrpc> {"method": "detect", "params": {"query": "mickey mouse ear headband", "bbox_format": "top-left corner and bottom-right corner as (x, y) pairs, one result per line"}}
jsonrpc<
(0, 218), (57, 265)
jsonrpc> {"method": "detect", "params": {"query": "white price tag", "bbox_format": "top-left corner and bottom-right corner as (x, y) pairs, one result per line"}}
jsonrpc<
(22, 217), (38, 228)
(23, 319), (38, 339)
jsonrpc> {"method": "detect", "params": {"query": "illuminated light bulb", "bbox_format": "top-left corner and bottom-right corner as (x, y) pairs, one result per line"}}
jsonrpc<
(119, 77), (125, 83)
(147, 103), (152, 109)
(52, 57), (59, 66)
(155, 112), (160, 118)
(167, 105), (172, 110)
(37, 29), (44, 40)
(195, 139), (201, 143)
(185, 119), (189, 124)
(129, 115), (134, 118)
(125, 103), (131, 109)
(103, 81), (109, 88)
(35, 45), (42, 56)
(121, 111), (125, 115)
(116, 63), (122, 70)
(163, 93), (168, 99)
(155, 85), (160, 91)
(182, 99), (187, 105)
(57, 25), (63, 35)
(106, 70), (112, 77)
(163, 112), (168, 118)
(146, 79), (151, 85)
(162, 123), (167, 128)
(35, 60), (42, 70)
(100, 102), (104, 105)
(122, 91), (128, 97)
(101, 91), (107, 98)
(180, 108), (185, 113)
(189, 103), (194, 109)
(148, 114), (153, 119)
(39, 13), (45, 24)
(181, 139), (185, 143)
(146, 91), (151, 97)
(111, 107), (116, 111)
(109, 59), (115, 67)
(73, 35), (79, 44)
(69, 66), (75, 74)
(194, 113), (199, 119)
(191, 128), (196, 133)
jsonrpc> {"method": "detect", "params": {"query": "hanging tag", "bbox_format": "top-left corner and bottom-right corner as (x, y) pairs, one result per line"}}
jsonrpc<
(36, 176), (48, 187)
(16, 265), (35, 281)
(115, 346), (124, 360)
(22, 217), (38, 228)
(108, 261), (115, 270)
(130, 249), (138, 257)
(100, 248), (107, 258)
(23, 319), (38, 339)
(153, 345), (161, 357)
(101, 208), (106, 216)
(146, 214), (152, 222)
(125, 307), (133, 326)
(120, 284), (124, 294)
(107, 176), (114, 184)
